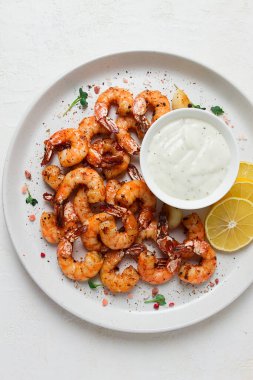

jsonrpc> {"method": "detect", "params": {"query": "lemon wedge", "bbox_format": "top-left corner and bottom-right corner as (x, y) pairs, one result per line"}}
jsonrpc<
(222, 181), (253, 203)
(236, 161), (253, 182)
(205, 197), (253, 252)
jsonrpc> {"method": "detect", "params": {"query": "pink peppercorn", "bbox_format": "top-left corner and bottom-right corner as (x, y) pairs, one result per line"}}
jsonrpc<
(209, 282), (215, 287)
(153, 303), (159, 310)
(40, 252), (46, 258)
(94, 86), (100, 94)
(29, 214), (36, 222)
(104, 288), (109, 295)
(152, 287), (159, 297)
(21, 185), (27, 194)
(123, 78), (128, 83)
(25, 170), (31, 180)
(168, 302), (175, 308)
(102, 298), (108, 307)
(215, 278), (219, 285)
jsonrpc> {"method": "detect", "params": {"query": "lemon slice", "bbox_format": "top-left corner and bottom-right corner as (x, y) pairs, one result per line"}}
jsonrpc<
(236, 177), (253, 184)
(236, 161), (253, 181)
(205, 197), (253, 252)
(222, 181), (253, 203)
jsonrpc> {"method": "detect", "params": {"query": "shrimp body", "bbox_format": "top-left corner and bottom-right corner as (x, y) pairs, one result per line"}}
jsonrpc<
(41, 202), (78, 244)
(41, 128), (88, 167)
(78, 116), (109, 143)
(94, 87), (133, 133)
(182, 213), (205, 240)
(115, 180), (156, 229)
(42, 165), (64, 191)
(105, 179), (122, 205)
(86, 138), (130, 179)
(81, 213), (114, 252)
(57, 226), (103, 281)
(99, 205), (138, 250)
(116, 116), (142, 155)
(100, 251), (139, 293)
(133, 90), (170, 132)
(137, 249), (175, 285)
(178, 240), (217, 284)
(73, 187), (94, 223)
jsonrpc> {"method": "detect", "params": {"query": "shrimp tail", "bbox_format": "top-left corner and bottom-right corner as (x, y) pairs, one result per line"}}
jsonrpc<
(41, 141), (53, 166)
(99, 117), (119, 133)
(65, 225), (88, 241)
(100, 203), (128, 217)
(125, 243), (146, 257)
(43, 192), (55, 202)
(55, 203), (65, 227)
(127, 164), (143, 181)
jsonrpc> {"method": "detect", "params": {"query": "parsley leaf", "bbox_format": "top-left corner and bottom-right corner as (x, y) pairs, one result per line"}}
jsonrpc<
(25, 190), (38, 206)
(88, 279), (102, 289)
(211, 106), (224, 116)
(188, 103), (206, 110)
(144, 294), (166, 306)
(63, 87), (88, 116)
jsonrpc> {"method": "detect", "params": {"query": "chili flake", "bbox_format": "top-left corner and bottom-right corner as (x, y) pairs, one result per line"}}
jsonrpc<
(25, 170), (31, 180)
(102, 298), (108, 307)
(29, 214), (36, 222)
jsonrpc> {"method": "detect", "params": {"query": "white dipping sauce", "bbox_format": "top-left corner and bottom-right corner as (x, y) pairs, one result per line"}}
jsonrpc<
(147, 118), (231, 200)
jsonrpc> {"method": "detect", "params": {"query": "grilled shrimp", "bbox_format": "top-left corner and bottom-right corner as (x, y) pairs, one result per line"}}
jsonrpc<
(78, 116), (109, 143)
(133, 90), (170, 132)
(115, 179), (156, 229)
(127, 244), (176, 285)
(105, 179), (139, 214)
(136, 219), (158, 244)
(81, 212), (114, 252)
(40, 201), (79, 244)
(41, 128), (89, 167)
(182, 213), (205, 241)
(99, 204), (138, 250)
(100, 251), (139, 293)
(57, 226), (103, 281)
(86, 138), (130, 179)
(94, 87), (133, 133)
(73, 187), (94, 223)
(177, 240), (217, 284)
(115, 116), (142, 155)
(54, 167), (105, 226)
(42, 165), (64, 191)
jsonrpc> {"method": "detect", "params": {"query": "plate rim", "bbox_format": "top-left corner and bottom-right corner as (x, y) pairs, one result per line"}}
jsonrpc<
(3, 50), (253, 333)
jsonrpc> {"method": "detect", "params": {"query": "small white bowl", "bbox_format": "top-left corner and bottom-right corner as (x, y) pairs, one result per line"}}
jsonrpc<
(140, 108), (239, 210)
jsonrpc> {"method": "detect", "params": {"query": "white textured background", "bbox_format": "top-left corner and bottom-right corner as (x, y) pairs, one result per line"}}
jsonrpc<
(1, 1), (253, 379)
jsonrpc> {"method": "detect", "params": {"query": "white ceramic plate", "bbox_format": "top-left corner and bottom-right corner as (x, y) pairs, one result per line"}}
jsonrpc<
(3, 51), (253, 333)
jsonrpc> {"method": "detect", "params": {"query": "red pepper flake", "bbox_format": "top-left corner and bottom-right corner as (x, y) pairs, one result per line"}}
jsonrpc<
(94, 86), (100, 94)
(102, 298), (108, 307)
(152, 287), (159, 297)
(209, 282), (215, 287)
(29, 214), (36, 222)
(153, 303), (159, 310)
(40, 252), (46, 258)
(123, 78), (128, 83)
(104, 288), (109, 295)
(168, 302), (175, 308)
(215, 278), (219, 285)
(127, 293), (133, 299)
(25, 170), (31, 180)
(21, 184), (27, 194)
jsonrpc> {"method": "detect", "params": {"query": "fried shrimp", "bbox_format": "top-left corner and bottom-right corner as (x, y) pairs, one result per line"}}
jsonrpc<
(54, 167), (105, 226)
(127, 244), (175, 285)
(99, 204), (138, 250)
(41, 128), (89, 167)
(86, 138), (130, 179)
(40, 201), (78, 244)
(115, 116), (142, 155)
(177, 240), (217, 284)
(133, 90), (170, 132)
(100, 251), (139, 293)
(42, 165), (64, 191)
(94, 87), (133, 133)
(115, 180), (156, 229)
(57, 226), (103, 281)
(81, 212), (114, 252)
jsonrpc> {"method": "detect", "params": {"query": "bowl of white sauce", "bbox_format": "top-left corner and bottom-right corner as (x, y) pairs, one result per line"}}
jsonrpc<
(140, 108), (239, 209)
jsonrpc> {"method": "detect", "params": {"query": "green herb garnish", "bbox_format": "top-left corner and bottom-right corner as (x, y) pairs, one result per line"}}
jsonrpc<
(144, 294), (166, 306)
(211, 106), (224, 116)
(63, 88), (88, 116)
(188, 103), (206, 110)
(26, 189), (38, 206)
(88, 279), (102, 289)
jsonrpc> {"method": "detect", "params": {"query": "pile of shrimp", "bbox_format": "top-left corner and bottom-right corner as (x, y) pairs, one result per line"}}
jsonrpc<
(40, 87), (216, 294)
